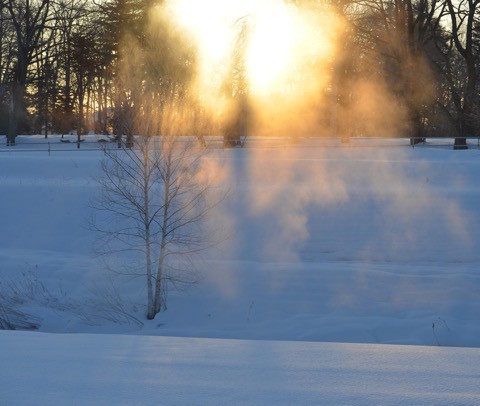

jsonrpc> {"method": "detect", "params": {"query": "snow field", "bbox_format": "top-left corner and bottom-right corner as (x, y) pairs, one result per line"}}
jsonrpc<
(1, 135), (480, 403)
(2, 331), (480, 405)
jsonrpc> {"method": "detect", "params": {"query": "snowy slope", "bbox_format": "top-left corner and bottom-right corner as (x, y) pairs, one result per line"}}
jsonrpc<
(0, 135), (479, 347)
(2, 331), (480, 405)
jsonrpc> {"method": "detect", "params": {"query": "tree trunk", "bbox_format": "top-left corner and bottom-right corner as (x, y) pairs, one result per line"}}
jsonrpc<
(153, 155), (172, 317)
(154, 245), (166, 315)
(7, 79), (24, 146)
(144, 143), (155, 320)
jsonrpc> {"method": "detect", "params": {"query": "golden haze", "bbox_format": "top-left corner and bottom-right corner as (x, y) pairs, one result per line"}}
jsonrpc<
(160, 0), (341, 137)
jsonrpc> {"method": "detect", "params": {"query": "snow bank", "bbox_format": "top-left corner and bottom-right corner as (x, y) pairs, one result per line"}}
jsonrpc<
(1, 331), (479, 405)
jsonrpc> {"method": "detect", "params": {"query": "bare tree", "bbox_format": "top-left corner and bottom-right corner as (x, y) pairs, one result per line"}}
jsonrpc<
(4, 0), (52, 145)
(0, 4), (15, 132)
(349, 0), (442, 140)
(50, 0), (91, 137)
(222, 15), (253, 147)
(93, 135), (223, 320)
(444, 0), (480, 149)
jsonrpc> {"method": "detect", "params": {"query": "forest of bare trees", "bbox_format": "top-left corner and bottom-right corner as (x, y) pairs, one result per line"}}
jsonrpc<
(0, 0), (479, 145)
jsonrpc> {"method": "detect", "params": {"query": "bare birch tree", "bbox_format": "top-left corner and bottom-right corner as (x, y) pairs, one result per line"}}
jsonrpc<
(93, 135), (222, 320)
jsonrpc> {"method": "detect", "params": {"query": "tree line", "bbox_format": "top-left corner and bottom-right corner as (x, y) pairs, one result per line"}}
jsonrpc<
(0, 0), (479, 148)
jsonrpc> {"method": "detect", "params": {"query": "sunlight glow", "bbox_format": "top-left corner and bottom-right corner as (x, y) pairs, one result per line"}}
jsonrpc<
(156, 0), (341, 137)
(166, 0), (335, 95)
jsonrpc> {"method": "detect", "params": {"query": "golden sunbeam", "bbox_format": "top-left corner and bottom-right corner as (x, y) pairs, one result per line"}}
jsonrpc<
(167, 0), (336, 95)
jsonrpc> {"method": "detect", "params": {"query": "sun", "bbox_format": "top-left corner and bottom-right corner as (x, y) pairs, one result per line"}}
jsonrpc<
(245, 1), (297, 93)
(166, 0), (335, 95)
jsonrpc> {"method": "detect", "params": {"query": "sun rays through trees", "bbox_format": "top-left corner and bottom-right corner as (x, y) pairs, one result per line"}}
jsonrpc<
(0, 0), (479, 145)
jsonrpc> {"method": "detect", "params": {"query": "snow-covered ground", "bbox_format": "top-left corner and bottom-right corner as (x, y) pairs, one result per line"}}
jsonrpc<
(3, 331), (480, 405)
(1, 135), (479, 403)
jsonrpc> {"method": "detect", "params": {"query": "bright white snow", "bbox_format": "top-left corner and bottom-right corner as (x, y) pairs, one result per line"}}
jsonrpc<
(1, 135), (479, 403)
